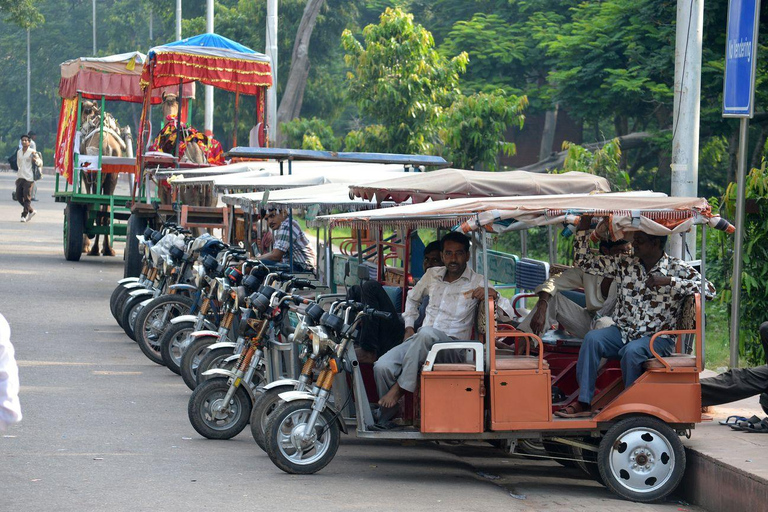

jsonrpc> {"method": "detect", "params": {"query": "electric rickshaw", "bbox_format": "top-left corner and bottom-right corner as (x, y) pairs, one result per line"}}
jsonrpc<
(261, 192), (734, 503)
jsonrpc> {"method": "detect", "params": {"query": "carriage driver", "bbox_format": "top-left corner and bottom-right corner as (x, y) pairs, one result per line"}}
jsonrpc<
(373, 232), (514, 424)
(258, 207), (316, 273)
(556, 216), (715, 418)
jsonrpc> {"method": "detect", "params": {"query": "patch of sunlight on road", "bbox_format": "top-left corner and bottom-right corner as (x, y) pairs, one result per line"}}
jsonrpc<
(17, 361), (96, 366)
(92, 371), (143, 376)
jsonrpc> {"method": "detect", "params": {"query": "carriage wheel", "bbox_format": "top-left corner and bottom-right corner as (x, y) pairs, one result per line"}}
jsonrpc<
(63, 203), (85, 261)
(124, 214), (147, 278)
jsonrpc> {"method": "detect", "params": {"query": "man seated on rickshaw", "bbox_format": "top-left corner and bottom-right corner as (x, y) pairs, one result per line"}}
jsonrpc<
(557, 217), (715, 418)
(518, 238), (631, 339)
(258, 206), (315, 272)
(374, 232), (513, 422)
(351, 241), (443, 365)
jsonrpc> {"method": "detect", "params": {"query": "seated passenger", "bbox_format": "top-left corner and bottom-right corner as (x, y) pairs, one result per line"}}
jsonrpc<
(518, 239), (630, 338)
(258, 207), (315, 272)
(374, 232), (512, 421)
(351, 241), (443, 364)
(556, 217), (715, 418)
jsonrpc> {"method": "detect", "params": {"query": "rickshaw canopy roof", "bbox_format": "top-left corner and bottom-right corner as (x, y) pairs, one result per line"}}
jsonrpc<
(222, 183), (385, 212)
(227, 147), (448, 167)
(349, 169), (611, 203)
(318, 192), (734, 238)
(59, 51), (194, 103)
(141, 33), (272, 94)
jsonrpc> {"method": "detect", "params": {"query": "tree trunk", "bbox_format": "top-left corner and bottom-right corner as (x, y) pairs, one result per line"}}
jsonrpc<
(727, 123), (740, 186)
(751, 123), (768, 170)
(275, 0), (326, 147)
(538, 104), (559, 161)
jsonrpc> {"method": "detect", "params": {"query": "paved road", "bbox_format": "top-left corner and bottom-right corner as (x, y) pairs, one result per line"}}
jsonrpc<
(0, 172), (702, 511)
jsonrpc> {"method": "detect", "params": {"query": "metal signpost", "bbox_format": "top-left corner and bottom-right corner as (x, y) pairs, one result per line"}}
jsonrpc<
(723, 0), (761, 368)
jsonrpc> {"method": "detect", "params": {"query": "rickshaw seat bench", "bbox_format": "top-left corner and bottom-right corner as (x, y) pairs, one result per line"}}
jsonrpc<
(643, 354), (696, 370)
(432, 363), (477, 371)
(496, 356), (550, 371)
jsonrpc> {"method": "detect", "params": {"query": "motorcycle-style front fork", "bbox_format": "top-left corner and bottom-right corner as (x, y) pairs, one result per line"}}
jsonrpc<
(299, 368), (336, 443)
(216, 321), (269, 412)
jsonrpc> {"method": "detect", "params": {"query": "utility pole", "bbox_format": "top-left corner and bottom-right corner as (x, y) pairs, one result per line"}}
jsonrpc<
(176, 0), (182, 41)
(204, 0), (214, 136)
(149, 7), (153, 43)
(26, 28), (31, 133)
(670, 0), (704, 260)
(92, 0), (96, 55)
(266, 0), (278, 145)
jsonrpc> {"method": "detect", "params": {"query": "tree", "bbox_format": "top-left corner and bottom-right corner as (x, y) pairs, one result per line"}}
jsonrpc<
(281, 116), (340, 150)
(440, 91), (527, 170)
(341, 7), (468, 154)
(0, 0), (44, 28)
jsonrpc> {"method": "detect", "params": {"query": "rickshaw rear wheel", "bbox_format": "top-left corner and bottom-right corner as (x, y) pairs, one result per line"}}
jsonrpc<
(597, 416), (685, 503)
(63, 203), (85, 261)
(265, 399), (340, 475)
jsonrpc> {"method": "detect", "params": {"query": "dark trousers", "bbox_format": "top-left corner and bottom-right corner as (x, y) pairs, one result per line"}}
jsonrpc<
(348, 280), (404, 357)
(15, 178), (33, 216)
(701, 365), (768, 409)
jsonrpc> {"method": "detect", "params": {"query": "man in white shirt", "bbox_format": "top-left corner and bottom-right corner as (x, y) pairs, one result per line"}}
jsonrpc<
(517, 239), (630, 338)
(15, 134), (40, 222)
(0, 314), (22, 431)
(374, 232), (511, 420)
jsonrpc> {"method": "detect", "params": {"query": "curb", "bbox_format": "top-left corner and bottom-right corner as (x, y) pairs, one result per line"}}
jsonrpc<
(680, 447), (768, 511)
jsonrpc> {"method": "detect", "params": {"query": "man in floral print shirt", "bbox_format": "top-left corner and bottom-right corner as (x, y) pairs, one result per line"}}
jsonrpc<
(556, 216), (715, 418)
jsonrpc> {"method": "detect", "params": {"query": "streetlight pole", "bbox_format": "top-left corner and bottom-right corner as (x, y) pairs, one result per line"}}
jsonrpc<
(266, 0), (278, 145)
(204, 0), (214, 136)
(26, 28), (31, 133)
(176, 0), (182, 41)
(92, 0), (96, 55)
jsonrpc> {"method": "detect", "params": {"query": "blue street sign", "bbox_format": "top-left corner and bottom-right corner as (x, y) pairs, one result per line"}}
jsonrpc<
(723, 0), (761, 117)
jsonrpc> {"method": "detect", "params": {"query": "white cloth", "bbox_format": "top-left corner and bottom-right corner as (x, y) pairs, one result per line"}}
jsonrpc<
(0, 314), (22, 430)
(16, 148), (35, 182)
(537, 268), (616, 316)
(402, 265), (513, 340)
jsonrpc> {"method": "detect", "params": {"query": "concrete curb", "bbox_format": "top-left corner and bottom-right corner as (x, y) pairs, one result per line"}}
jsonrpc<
(681, 446), (768, 511)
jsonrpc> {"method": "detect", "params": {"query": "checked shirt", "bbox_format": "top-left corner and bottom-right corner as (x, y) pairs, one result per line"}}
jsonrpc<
(273, 217), (315, 270)
(573, 230), (715, 344)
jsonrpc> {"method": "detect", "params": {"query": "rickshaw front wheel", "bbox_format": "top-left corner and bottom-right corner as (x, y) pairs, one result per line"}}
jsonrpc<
(265, 399), (340, 474)
(597, 416), (685, 503)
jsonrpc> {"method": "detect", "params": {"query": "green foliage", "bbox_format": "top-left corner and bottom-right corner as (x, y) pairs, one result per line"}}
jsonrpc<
(0, 0), (44, 28)
(440, 91), (527, 170)
(721, 164), (768, 365)
(341, 7), (468, 154)
(280, 117), (341, 151)
(561, 139), (630, 191)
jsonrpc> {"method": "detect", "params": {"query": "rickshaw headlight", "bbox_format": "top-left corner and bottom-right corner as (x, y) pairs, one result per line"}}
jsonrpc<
(309, 326), (330, 356)
(216, 281), (229, 302)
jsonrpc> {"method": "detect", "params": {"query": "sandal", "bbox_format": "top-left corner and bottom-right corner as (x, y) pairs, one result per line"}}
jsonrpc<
(743, 417), (768, 433)
(554, 403), (593, 418)
(729, 415), (763, 431)
(719, 415), (748, 426)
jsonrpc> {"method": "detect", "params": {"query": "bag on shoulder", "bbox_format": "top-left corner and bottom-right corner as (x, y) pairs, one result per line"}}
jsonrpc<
(7, 151), (18, 171)
(33, 164), (42, 181)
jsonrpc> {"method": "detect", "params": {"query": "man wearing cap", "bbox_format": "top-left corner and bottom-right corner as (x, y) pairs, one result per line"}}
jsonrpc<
(259, 207), (315, 272)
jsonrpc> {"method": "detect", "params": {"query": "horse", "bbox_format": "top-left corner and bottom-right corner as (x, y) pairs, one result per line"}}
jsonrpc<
(79, 101), (132, 256)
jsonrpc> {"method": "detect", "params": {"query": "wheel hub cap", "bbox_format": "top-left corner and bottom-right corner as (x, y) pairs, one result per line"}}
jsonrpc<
(609, 427), (674, 493)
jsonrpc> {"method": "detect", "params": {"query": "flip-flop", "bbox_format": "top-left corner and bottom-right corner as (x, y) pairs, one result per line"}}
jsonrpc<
(554, 404), (592, 418)
(743, 418), (768, 433)
(720, 415), (748, 426)
(729, 415), (763, 431)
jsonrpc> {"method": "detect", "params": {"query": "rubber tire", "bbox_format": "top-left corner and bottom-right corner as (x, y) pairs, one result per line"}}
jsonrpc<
(517, 439), (548, 457)
(250, 385), (294, 451)
(160, 320), (195, 375)
(188, 377), (252, 440)
(120, 294), (148, 341)
(542, 440), (578, 468)
(180, 335), (219, 391)
(196, 346), (237, 384)
(63, 203), (85, 261)
(575, 440), (604, 486)
(124, 214), (147, 278)
(134, 295), (194, 365)
(111, 285), (136, 328)
(597, 416), (686, 503)
(265, 399), (341, 475)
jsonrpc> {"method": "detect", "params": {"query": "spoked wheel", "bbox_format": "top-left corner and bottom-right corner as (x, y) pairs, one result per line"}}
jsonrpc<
(180, 335), (219, 391)
(188, 377), (252, 440)
(159, 321), (195, 375)
(134, 295), (194, 365)
(265, 399), (340, 474)
(250, 385), (294, 451)
(597, 417), (685, 503)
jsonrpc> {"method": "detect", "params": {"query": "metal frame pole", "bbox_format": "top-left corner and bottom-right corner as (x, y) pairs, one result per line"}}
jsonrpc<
(729, 117), (749, 368)
(700, 225), (707, 361)
(26, 29), (30, 133)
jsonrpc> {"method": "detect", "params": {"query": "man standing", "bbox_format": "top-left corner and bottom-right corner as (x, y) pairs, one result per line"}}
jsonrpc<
(374, 232), (511, 419)
(518, 239), (630, 338)
(0, 313), (22, 431)
(557, 218), (714, 417)
(15, 134), (40, 222)
(258, 207), (315, 272)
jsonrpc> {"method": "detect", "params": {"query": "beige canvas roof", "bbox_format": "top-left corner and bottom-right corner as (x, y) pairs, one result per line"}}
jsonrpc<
(349, 169), (611, 204)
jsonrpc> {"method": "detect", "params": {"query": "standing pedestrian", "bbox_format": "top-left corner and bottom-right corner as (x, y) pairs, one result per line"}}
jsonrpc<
(0, 313), (22, 431)
(15, 134), (41, 222)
